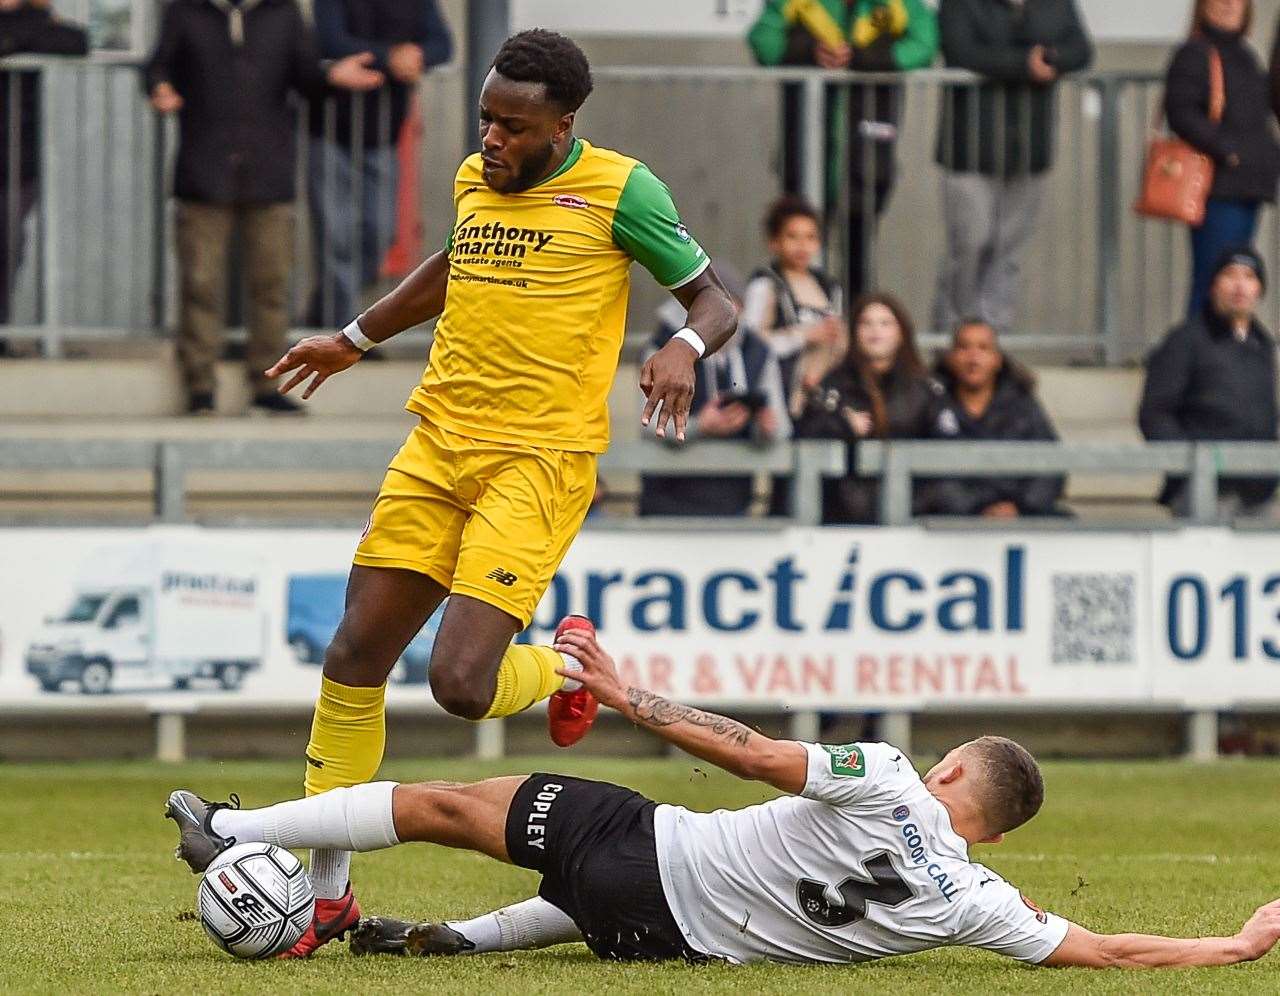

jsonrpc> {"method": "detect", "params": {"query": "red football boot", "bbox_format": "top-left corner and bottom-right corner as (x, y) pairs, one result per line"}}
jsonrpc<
(278, 885), (361, 959)
(548, 614), (599, 748)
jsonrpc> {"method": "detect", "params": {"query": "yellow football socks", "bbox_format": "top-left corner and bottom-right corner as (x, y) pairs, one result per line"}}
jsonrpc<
(303, 676), (387, 797)
(481, 645), (567, 720)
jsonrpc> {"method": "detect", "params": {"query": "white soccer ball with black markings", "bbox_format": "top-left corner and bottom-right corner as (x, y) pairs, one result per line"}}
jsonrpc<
(197, 842), (315, 959)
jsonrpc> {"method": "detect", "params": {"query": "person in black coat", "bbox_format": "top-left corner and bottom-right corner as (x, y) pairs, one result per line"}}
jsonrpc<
(0, 1), (86, 333)
(931, 0), (1092, 336)
(144, 0), (383, 415)
(1167, 0), (1280, 317)
(794, 292), (941, 523)
(306, 0), (453, 328)
(1139, 246), (1278, 517)
(923, 319), (1065, 517)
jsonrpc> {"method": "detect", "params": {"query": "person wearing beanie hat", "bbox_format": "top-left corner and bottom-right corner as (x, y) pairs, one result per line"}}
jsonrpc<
(1139, 242), (1278, 518)
(1167, 0), (1280, 317)
(1211, 245), (1267, 294)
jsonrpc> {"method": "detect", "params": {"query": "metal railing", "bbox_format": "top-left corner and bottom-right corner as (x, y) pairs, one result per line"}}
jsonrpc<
(0, 60), (1273, 365)
(856, 440), (1280, 526)
(3, 437), (1278, 526)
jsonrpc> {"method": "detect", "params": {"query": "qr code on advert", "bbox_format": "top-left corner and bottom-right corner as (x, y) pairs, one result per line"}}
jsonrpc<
(1051, 573), (1136, 665)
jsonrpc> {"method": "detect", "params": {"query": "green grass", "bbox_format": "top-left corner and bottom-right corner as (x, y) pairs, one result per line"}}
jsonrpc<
(3, 755), (1280, 994)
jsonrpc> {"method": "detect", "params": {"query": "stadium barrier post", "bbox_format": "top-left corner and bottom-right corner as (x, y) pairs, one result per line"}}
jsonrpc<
(1186, 710), (1219, 762)
(465, 1), (510, 154)
(1189, 444), (1218, 525)
(879, 444), (913, 526)
(474, 717), (505, 760)
(154, 442), (186, 522)
(787, 709), (820, 743)
(150, 110), (169, 333)
(801, 73), (825, 219)
(880, 711), (913, 757)
(154, 711), (187, 763)
(792, 441), (837, 525)
(36, 64), (63, 358)
(1094, 77), (1124, 365)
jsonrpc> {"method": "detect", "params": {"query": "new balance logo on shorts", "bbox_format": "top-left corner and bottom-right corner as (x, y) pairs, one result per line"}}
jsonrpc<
(526, 782), (563, 850)
(486, 567), (519, 587)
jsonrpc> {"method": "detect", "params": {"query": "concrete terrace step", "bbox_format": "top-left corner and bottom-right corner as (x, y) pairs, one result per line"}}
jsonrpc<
(0, 360), (1166, 520)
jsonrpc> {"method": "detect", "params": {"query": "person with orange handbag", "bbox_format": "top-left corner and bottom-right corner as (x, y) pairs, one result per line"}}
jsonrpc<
(1167, 0), (1280, 317)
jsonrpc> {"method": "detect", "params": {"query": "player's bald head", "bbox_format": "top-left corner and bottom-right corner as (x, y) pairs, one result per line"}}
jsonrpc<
(960, 736), (1044, 837)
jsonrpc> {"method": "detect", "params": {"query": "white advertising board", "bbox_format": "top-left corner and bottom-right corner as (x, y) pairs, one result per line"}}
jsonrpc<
(1150, 530), (1280, 708)
(8, 524), (1276, 712)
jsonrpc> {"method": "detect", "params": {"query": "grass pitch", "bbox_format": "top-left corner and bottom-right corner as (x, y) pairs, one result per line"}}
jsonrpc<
(3, 754), (1280, 995)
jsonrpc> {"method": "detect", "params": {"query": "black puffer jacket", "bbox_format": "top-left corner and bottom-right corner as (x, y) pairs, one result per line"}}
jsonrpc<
(1139, 307), (1279, 506)
(0, 5), (87, 184)
(144, 0), (332, 204)
(935, 0), (1093, 176)
(795, 363), (942, 524)
(1166, 26), (1280, 204)
(922, 359), (1065, 515)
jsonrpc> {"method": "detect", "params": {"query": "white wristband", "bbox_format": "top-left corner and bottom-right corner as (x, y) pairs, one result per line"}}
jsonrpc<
(672, 327), (706, 358)
(341, 318), (376, 352)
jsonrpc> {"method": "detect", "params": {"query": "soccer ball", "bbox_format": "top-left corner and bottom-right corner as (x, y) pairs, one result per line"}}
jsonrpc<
(197, 842), (315, 959)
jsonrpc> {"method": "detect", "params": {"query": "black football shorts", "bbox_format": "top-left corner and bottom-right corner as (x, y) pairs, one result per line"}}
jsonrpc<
(504, 773), (704, 962)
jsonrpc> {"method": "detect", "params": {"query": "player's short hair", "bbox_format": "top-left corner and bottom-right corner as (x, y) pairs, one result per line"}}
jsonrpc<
(965, 736), (1044, 836)
(492, 30), (594, 113)
(764, 194), (820, 238)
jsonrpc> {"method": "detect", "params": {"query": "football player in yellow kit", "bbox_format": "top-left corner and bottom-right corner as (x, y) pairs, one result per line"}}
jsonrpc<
(255, 29), (737, 956)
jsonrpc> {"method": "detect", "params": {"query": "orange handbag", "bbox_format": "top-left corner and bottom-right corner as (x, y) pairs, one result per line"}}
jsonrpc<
(1134, 46), (1225, 226)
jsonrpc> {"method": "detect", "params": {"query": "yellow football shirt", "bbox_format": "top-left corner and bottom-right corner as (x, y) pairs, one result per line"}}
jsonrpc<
(406, 138), (710, 454)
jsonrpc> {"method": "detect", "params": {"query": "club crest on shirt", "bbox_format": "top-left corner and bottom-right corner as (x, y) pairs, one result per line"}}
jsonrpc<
(1022, 894), (1049, 925)
(822, 743), (866, 778)
(553, 193), (589, 209)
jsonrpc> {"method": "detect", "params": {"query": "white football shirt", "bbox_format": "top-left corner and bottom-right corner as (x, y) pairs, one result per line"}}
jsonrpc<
(652, 741), (1068, 965)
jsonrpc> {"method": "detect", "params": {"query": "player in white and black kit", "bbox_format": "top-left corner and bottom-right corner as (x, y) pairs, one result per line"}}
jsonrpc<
(166, 629), (1280, 970)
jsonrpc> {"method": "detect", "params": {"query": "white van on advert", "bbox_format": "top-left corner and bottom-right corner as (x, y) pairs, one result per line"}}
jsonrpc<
(25, 541), (266, 695)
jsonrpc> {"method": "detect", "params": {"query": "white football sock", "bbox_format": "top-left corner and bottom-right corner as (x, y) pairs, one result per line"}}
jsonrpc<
(447, 896), (581, 954)
(210, 782), (400, 854)
(558, 652), (583, 693)
(308, 848), (351, 901)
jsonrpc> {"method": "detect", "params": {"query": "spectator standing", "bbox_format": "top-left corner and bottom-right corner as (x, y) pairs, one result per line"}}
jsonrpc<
(0, 0), (87, 333)
(1139, 246), (1278, 518)
(795, 292), (940, 523)
(307, 0), (452, 329)
(639, 269), (791, 518)
(924, 319), (1065, 517)
(747, 0), (938, 299)
(741, 196), (846, 420)
(1169, 0), (1279, 317)
(145, 0), (382, 415)
(931, 0), (1092, 336)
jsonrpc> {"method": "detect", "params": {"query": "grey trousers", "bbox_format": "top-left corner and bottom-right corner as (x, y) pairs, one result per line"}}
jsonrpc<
(932, 171), (1046, 335)
(176, 200), (294, 398)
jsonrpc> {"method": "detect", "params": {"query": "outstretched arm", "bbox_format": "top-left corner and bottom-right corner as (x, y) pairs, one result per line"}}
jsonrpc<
(555, 630), (807, 794)
(265, 251), (450, 397)
(640, 267), (738, 442)
(1044, 902), (1280, 968)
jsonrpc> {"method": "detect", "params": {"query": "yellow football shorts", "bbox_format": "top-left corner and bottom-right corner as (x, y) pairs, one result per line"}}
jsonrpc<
(354, 418), (596, 626)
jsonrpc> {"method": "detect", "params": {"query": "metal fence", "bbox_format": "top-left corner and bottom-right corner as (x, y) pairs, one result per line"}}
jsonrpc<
(0, 60), (1277, 363)
(2, 437), (1277, 527)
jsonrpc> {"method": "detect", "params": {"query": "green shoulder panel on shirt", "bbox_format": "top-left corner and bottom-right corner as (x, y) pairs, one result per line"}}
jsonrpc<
(612, 162), (710, 289)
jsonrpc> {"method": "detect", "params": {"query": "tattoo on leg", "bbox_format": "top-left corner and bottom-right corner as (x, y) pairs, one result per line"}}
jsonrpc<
(625, 687), (752, 746)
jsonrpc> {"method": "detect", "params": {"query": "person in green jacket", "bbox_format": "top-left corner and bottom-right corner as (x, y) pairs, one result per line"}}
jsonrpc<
(747, 0), (938, 300)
